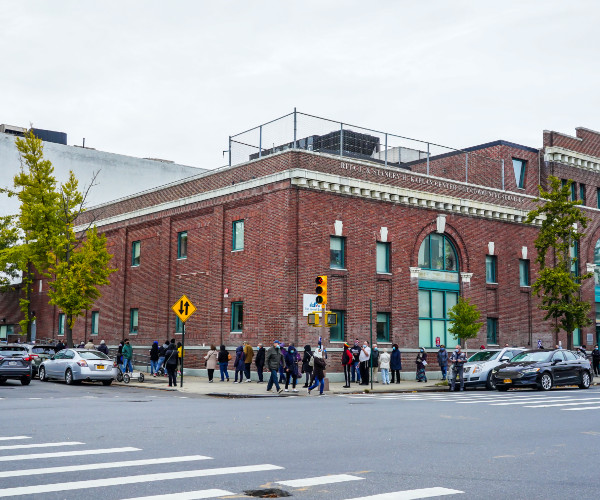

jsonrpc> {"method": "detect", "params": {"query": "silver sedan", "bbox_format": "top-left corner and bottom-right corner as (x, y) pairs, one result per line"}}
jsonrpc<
(39, 349), (118, 386)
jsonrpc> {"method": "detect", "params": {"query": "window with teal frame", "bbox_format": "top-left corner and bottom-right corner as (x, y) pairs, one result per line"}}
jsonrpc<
(58, 313), (65, 336)
(418, 289), (458, 348)
(175, 316), (183, 334)
(330, 310), (345, 341)
(131, 241), (141, 267)
(571, 241), (579, 277)
(231, 302), (243, 332)
(376, 242), (390, 273)
(573, 327), (581, 346)
(512, 158), (526, 189)
(487, 317), (498, 344)
(580, 184), (586, 205)
(129, 308), (138, 334)
(91, 311), (99, 335)
(376, 312), (390, 342)
(571, 182), (577, 201)
(418, 233), (458, 272)
(177, 231), (188, 259)
(232, 220), (244, 251)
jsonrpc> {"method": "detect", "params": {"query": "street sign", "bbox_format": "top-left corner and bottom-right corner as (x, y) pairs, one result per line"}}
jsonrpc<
(171, 295), (197, 323)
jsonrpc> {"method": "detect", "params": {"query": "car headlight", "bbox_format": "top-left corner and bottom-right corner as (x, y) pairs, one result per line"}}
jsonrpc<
(521, 368), (540, 374)
(472, 364), (483, 374)
(492, 368), (499, 374)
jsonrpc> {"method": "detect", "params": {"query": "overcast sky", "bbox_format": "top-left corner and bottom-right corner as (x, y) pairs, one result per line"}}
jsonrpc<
(2, 1), (599, 170)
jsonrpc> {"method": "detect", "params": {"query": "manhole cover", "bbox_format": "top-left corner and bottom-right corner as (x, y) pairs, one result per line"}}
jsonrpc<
(244, 488), (291, 498)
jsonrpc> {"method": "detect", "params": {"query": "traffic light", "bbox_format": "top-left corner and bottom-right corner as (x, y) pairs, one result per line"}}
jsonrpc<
(307, 312), (320, 326)
(315, 275), (327, 305)
(325, 311), (337, 326)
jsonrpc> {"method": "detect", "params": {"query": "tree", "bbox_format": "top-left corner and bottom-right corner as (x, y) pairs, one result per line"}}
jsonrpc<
(525, 176), (592, 349)
(447, 297), (483, 350)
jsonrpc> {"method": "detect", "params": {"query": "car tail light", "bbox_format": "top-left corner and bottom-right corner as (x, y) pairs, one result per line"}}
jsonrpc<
(77, 360), (88, 367)
(0, 356), (3, 361)
(113, 361), (118, 367)
(22, 356), (31, 362)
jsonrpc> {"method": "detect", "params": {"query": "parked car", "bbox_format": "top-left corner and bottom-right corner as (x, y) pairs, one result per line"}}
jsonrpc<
(492, 349), (592, 391)
(22, 344), (56, 378)
(0, 344), (33, 385)
(462, 347), (526, 389)
(39, 349), (118, 385)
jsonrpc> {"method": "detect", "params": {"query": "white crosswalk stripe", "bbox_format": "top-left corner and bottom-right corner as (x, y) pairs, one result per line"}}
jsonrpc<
(0, 447), (141, 462)
(276, 474), (364, 487)
(0, 441), (83, 451)
(0, 436), (30, 441)
(120, 489), (236, 500)
(344, 487), (464, 499)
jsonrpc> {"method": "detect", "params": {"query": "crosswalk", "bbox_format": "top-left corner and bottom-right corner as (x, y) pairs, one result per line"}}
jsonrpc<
(0, 435), (464, 499)
(340, 389), (600, 411)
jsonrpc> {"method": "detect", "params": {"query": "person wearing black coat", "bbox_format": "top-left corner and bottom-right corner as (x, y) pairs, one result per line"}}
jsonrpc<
(97, 340), (109, 355)
(149, 341), (159, 376)
(591, 345), (600, 377)
(255, 343), (266, 383)
(307, 348), (326, 395)
(55, 340), (65, 352)
(390, 343), (402, 384)
(217, 345), (230, 382)
(301, 345), (313, 388)
(164, 341), (179, 387)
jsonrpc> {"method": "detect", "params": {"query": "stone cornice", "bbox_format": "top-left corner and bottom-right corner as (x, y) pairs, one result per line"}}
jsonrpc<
(544, 146), (600, 172)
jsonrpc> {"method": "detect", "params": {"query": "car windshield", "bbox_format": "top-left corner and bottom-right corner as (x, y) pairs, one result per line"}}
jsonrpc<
(78, 350), (109, 360)
(32, 347), (55, 355)
(0, 346), (28, 352)
(468, 351), (500, 362)
(510, 351), (551, 363)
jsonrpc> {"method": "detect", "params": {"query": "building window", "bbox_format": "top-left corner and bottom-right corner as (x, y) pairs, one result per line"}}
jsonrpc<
(231, 302), (243, 332)
(580, 184), (586, 205)
(330, 310), (345, 342)
(91, 311), (99, 335)
(131, 241), (141, 267)
(418, 233), (457, 272)
(519, 259), (530, 286)
(376, 242), (390, 273)
(597, 188), (600, 209)
(486, 255), (497, 283)
(58, 313), (65, 336)
(487, 317), (498, 344)
(129, 308), (138, 334)
(376, 312), (390, 342)
(571, 241), (579, 276)
(571, 182), (577, 201)
(512, 158), (526, 189)
(418, 289), (458, 348)
(0, 324), (14, 340)
(573, 327), (581, 347)
(330, 236), (345, 269)
(232, 220), (244, 251)
(177, 231), (188, 259)
(175, 316), (183, 334)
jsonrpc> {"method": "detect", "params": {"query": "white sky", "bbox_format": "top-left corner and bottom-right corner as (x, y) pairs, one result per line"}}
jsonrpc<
(1, 1), (599, 169)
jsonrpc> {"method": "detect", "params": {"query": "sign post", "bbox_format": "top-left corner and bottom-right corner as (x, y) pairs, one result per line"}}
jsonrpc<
(171, 294), (197, 388)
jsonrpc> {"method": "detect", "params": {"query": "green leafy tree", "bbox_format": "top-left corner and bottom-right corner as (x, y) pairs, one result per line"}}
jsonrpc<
(525, 176), (592, 349)
(447, 297), (483, 350)
(0, 215), (22, 289)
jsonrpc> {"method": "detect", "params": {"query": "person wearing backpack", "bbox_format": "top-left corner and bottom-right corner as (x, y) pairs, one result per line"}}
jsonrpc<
(217, 345), (230, 382)
(284, 344), (299, 392)
(307, 347), (327, 395)
(301, 345), (313, 388)
(341, 342), (353, 388)
(165, 341), (179, 387)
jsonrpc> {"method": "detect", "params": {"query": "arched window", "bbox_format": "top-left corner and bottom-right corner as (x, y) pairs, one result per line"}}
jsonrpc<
(418, 233), (458, 272)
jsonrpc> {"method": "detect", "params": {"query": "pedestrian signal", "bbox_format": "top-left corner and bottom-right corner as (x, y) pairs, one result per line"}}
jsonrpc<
(307, 312), (320, 326)
(325, 311), (337, 326)
(315, 275), (327, 305)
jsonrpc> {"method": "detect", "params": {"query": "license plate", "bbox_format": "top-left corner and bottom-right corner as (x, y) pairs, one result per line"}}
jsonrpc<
(503, 379), (512, 383)
(9, 361), (17, 366)
(96, 365), (104, 370)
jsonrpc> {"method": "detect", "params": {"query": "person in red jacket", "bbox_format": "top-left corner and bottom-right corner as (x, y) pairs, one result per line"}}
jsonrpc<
(342, 342), (353, 388)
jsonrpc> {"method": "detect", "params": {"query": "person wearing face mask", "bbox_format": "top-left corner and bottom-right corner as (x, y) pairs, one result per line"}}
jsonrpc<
(284, 344), (299, 392)
(390, 343), (402, 383)
(379, 348), (391, 384)
(449, 345), (467, 391)
(350, 339), (361, 384)
(415, 347), (427, 382)
(341, 342), (353, 388)
(307, 347), (327, 395)
(265, 340), (284, 394)
(359, 341), (371, 385)
(437, 345), (448, 381)
(591, 345), (600, 377)
(371, 344), (379, 383)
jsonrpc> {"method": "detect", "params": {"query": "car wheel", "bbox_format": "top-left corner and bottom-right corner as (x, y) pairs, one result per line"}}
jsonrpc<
(539, 372), (553, 391)
(116, 371), (124, 382)
(578, 370), (591, 389)
(101, 379), (113, 386)
(138, 373), (144, 383)
(0, 377), (6, 385)
(20, 377), (31, 386)
(497, 386), (509, 392)
(39, 367), (48, 382)
(486, 373), (496, 390)
(65, 369), (74, 385)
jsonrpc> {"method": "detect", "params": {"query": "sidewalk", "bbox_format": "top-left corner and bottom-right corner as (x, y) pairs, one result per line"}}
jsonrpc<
(117, 373), (448, 396)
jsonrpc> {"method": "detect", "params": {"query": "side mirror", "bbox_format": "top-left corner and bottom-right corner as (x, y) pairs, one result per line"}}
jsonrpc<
(500, 357), (510, 362)
(552, 358), (561, 364)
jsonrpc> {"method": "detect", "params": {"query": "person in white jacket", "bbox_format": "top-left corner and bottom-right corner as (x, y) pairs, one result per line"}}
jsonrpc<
(379, 348), (391, 384)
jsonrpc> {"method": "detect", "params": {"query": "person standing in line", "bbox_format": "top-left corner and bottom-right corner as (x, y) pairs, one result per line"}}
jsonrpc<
(284, 344), (299, 392)
(255, 343), (266, 383)
(233, 345), (245, 383)
(278, 343), (287, 384)
(578, 345), (588, 357)
(217, 345), (230, 382)
(55, 339), (65, 352)
(85, 339), (95, 350)
(379, 348), (391, 384)
(437, 345), (448, 381)
(591, 345), (600, 377)
(449, 345), (467, 391)
(177, 341), (184, 375)
(122, 339), (133, 374)
(204, 345), (218, 383)
(301, 345), (313, 388)
(342, 342), (353, 388)
(117, 340), (125, 372)
(390, 344), (402, 383)
(359, 341), (371, 385)
(371, 344), (380, 383)
(149, 341), (159, 376)
(157, 340), (168, 376)
(307, 347), (327, 395)
(165, 340), (178, 387)
(265, 340), (284, 394)
(243, 341), (254, 382)
(97, 340), (109, 355)
(415, 347), (427, 382)
(350, 339), (361, 384)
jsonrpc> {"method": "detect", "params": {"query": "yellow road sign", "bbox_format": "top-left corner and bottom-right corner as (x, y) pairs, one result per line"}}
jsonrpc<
(171, 295), (197, 323)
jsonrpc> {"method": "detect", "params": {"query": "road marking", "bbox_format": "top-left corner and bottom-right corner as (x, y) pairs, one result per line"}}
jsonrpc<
(0, 441), (83, 451)
(28, 397), (42, 400)
(277, 474), (364, 487)
(524, 399), (600, 408)
(458, 396), (574, 404)
(0, 436), (31, 441)
(491, 398), (600, 406)
(344, 486), (464, 499)
(0, 447), (140, 462)
(0, 464), (284, 497)
(562, 406), (600, 411)
(0, 455), (213, 478)
(111, 489), (235, 500)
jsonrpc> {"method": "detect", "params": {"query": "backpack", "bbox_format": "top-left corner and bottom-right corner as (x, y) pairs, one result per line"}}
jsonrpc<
(342, 350), (350, 365)
(309, 354), (315, 367)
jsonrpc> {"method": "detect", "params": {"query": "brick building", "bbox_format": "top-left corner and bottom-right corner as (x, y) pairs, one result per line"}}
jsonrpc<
(3, 115), (600, 376)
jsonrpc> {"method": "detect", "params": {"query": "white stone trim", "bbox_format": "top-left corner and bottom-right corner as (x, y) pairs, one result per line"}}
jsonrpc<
(544, 146), (600, 172)
(460, 272), (473, 283)
(409, 267), (421, 278)
(586, 263), (596, 274)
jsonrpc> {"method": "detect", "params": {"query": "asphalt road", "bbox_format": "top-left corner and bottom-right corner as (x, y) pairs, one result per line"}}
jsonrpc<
(1, 379), (599, 500)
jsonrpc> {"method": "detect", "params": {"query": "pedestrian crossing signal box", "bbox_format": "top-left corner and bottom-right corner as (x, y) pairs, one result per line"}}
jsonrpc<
(307, 311), (337, 327)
